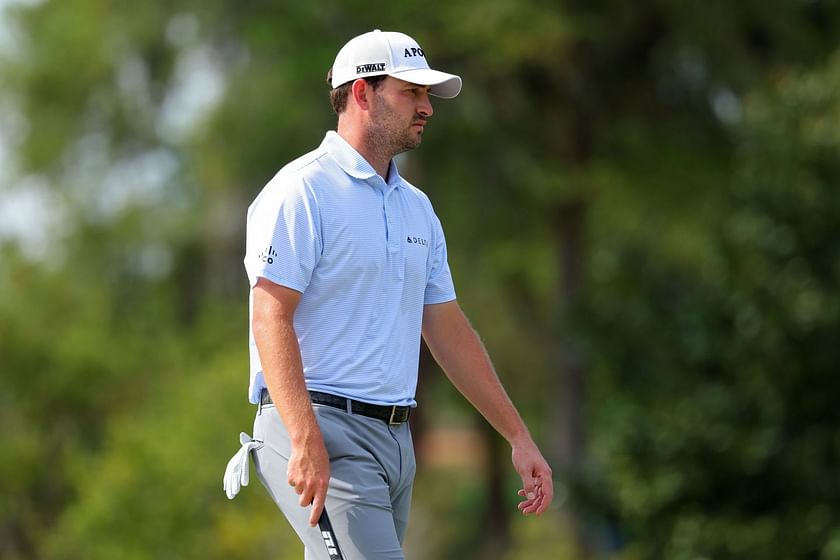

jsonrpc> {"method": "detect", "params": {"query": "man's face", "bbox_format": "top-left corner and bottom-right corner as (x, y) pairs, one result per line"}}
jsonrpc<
(367, 76), (434, 157)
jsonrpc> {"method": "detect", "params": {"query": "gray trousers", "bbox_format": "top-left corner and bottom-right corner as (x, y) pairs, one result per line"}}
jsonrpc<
(252, 399), (416, 559)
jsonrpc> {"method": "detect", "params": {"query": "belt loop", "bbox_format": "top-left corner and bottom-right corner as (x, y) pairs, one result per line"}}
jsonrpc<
(346, 397), (353, 415)
(258, 389), (264, 416)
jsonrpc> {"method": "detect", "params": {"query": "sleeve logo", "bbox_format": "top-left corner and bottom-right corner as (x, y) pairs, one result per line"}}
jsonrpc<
(258, 246), (278, 264)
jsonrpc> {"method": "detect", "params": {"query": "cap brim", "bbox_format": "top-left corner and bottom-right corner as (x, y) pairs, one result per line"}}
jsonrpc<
(389, 68), (462, 99)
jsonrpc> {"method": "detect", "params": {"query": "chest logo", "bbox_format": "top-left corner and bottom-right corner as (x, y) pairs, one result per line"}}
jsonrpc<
(406, 236), (428, 246)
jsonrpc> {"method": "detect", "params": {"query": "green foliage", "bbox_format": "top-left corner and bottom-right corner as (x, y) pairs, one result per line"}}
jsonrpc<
(579, 51), (840, 558)
(3, 0), (840, 557)
(42, 340), (300, 560)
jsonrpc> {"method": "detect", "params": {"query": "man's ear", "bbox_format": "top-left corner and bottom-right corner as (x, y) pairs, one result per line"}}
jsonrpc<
(350, 79), (371, 111)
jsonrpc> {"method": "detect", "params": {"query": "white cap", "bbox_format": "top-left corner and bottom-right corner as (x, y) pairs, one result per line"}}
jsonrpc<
(330, 30), (462, 99)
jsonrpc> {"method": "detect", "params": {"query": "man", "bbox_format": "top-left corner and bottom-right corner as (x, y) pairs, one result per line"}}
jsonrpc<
(230, 29), (553, 558)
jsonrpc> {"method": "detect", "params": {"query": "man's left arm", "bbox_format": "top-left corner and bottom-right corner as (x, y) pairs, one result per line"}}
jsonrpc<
(422, 300), (554, 515)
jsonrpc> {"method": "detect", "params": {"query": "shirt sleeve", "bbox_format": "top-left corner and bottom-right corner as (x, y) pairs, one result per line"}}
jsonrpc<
(424, 212), (456, 304)
(244, 175), (322, 293)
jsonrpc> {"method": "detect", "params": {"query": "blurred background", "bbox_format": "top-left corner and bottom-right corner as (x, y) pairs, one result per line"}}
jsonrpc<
(2, 0), (840, 558)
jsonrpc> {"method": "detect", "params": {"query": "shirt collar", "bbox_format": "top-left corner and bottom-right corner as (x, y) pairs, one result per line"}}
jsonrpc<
(322, 131), (404, 189)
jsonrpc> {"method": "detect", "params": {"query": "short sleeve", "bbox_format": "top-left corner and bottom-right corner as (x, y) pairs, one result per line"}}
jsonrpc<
(424, 212), (456, 304)
(244, 176), (321, 293)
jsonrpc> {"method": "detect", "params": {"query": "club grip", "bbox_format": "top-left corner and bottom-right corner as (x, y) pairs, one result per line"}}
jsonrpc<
(318, 509), (344, 560)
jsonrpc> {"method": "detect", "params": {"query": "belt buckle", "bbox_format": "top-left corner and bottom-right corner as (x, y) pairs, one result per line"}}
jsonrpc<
(388, 406), (400, 425)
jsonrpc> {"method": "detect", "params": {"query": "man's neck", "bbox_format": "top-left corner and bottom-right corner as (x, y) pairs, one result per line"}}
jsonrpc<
(336, 124), (390, 180)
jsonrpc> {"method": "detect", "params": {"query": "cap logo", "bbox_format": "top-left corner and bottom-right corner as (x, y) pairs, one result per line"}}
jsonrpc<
(404, 47), (424, 58)
(356, 62), (386, 74)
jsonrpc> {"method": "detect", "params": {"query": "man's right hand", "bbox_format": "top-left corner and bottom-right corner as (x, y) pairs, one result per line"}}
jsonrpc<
(252, 278), (332, 527)
(287, 437), (331, 526)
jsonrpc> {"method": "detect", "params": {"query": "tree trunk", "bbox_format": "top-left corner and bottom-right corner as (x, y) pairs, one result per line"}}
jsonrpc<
(550, 200), (587, 471)
(482, 427), (511, 559)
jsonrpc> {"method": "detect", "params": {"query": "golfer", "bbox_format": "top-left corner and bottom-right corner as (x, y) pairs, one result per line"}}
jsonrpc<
(233, 29), (553, 558)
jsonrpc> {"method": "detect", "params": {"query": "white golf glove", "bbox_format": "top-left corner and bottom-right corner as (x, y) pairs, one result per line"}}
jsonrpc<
(223, 432), (262, 500)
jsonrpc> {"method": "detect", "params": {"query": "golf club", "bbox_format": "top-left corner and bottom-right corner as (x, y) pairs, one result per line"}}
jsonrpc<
(318, 508), (344, 560)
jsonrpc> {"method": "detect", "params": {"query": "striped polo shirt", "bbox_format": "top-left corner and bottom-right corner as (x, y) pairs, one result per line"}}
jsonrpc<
(244, 131), (456, 406)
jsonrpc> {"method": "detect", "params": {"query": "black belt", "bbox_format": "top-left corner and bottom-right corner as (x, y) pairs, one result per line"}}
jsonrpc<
(260, 389), (411, 425)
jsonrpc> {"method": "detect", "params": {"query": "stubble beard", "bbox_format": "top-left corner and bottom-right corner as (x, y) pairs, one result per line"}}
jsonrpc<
(367, 93), (423, 160)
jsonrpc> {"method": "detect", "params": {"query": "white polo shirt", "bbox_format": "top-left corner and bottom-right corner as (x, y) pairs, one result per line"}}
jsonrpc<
(244, 131), (456, 406)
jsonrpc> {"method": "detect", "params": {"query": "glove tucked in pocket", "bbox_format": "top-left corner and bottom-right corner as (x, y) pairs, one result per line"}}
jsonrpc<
(223, 432), (263, 500)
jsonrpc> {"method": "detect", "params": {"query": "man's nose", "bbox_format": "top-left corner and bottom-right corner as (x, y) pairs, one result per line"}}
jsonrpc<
(417, 90), (433, 117)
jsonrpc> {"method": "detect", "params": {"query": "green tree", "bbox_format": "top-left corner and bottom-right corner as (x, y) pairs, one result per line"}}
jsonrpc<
(3, 0), (840, 558)
(579, 50), (840, 558)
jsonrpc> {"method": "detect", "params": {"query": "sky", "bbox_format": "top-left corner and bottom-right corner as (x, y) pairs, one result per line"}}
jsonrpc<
(0, 0), (52, 259)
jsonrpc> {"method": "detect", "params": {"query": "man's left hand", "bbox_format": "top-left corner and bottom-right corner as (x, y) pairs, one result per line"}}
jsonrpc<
(512, 441), (554, 516)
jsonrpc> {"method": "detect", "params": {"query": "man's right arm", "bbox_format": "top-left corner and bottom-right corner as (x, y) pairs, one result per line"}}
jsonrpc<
(252, 277), (329, 527)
